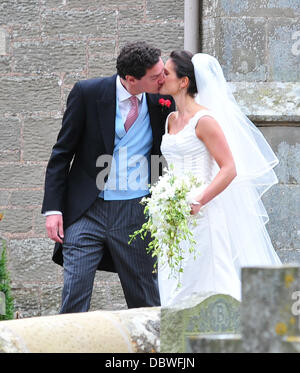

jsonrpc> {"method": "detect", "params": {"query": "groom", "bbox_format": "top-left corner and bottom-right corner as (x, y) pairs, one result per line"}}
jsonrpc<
(42, 41), (174, 313)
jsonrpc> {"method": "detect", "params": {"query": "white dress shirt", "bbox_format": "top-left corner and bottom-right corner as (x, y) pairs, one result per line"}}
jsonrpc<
(44, 76), (143, 217)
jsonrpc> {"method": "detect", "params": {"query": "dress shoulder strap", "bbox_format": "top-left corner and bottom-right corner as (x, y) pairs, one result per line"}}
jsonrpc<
(190, 109), (216, 128)
(164, 111), (176, 133)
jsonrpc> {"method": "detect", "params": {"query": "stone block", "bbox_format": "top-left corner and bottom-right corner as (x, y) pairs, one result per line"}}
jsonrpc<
(202, 0), (219, 17)
(0, 209), (33, 234)
(0, 190), (11, 207)
(11, 284), (41, 318)
(94, 269), (122, 283)
(10, 190), (44, 208)
(88, 54), (116, 78)
(0, 151), (20, 162)
(277, 250), (300, 265)
(90, 282), (112, 311)
(94, 272), (127, 310)
(33, 209), (47, 236)
(13, 40), (87, 74)
(0, 327), (29, 353)
(0, 307), (160, 352)
(7, 238), (59, 284)
(0, 164), (46, 188)
(186, 331), (300, 353)
(241, 265), (300, 352)
(0, 116), (21, 152)
(160, 293), (241, 353)
(201, 17), (219, 55)
(61, 0), (140, 8)
(23, 116), (62, 161)
(146, 0), (184, 21)
(119, 6), (144, 24)
(40, 284), (62, 316)
(0, 76), (61, 114)
(107, 281), (127, 310)
(0, 55), (11, 74)
(63, 72), (87, 87)
(88, 40), (116, 56)
(0, 0), (39, 25)
(41, 9), (117, 39)
(186, 333), (243, 353)
(268, 18), (300, 82)
(229, 82), (300, 122)
(119, 21), (184, 54)
(203, 0), (300, 17)
(262, 184), (300, 250)
(260, 126), (300, 151)
(217, 17), (267, 81)
(40, 0), (66, 8)
(282, 336), (300, 352)
(275, 143), (300, 184)
(0, 28), (7, 55)
(11, 23), (41, 40)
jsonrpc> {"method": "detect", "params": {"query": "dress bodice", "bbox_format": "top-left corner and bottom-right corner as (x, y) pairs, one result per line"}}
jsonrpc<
(161, 110), (217, 183)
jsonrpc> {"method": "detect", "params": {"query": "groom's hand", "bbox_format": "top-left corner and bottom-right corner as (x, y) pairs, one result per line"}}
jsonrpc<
(46, 215), (64, 244)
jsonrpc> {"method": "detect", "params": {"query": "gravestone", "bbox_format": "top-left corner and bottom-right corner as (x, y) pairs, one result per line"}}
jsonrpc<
(241, 265), (300, 352)
(160, 292), (241, 353)
(185, 265), (300, 353)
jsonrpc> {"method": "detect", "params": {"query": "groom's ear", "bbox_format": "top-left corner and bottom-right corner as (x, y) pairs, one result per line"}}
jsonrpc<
(125, 75), (137, 85)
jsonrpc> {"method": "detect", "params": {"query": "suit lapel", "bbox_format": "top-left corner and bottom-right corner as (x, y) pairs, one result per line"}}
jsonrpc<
(146, 94), (161, 150)
(96, 75), (117, 155)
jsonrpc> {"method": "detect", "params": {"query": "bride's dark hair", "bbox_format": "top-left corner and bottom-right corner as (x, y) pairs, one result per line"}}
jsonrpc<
(170, 50), (197, 97)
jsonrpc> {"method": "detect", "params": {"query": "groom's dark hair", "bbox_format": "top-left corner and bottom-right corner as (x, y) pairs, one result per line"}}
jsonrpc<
(116, 41), (161, 79)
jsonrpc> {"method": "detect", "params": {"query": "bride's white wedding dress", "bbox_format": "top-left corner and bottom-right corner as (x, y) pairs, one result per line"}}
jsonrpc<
(158, 109), (282, 305)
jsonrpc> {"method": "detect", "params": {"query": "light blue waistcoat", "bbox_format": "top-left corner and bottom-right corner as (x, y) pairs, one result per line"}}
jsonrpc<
(99, 93), (153, 200)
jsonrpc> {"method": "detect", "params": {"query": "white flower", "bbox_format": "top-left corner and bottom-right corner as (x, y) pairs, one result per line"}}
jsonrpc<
(129, 164), (205, 283)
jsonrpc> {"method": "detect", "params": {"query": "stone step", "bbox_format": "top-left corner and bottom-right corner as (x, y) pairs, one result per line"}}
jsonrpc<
(186, 333), (243, 353)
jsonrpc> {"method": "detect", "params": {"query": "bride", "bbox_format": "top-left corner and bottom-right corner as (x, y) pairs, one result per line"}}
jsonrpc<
(158, 50), (282, 305)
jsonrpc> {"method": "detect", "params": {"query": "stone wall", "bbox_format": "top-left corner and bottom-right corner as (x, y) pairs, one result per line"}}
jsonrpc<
(0, 0), (299, 317)
(0, 0), (184, 317)
(202, 0), (300, 263)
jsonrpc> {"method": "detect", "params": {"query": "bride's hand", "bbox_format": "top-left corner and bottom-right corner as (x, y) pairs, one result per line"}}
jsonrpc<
(190, 201), (203, 215)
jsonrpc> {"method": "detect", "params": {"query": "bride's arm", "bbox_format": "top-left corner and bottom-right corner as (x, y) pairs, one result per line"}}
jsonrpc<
(192, 115), (236, 213)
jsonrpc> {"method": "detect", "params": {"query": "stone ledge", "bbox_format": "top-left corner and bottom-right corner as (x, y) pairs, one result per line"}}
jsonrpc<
(0, 307), (160, 353)
(229, 82), (300, 123)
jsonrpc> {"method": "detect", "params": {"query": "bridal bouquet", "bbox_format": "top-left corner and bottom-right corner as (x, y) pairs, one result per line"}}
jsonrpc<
(129, 164), (205, 279)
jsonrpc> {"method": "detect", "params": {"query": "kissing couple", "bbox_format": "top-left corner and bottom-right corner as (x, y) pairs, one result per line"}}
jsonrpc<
(42, 41), (281, 313)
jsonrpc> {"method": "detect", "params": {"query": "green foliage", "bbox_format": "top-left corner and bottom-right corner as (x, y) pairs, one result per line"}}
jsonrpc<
(0, 240), (14, 320)
(129, 165), (203, 287)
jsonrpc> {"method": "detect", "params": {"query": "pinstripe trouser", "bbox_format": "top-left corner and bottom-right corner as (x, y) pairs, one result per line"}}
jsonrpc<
(60, 196), (160, 313)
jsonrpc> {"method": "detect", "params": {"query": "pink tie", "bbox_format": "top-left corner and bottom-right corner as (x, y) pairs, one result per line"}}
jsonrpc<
(124, 96), (138, 132)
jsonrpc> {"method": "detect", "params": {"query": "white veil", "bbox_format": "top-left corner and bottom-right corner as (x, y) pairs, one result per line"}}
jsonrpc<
(191, 53), (281, 269)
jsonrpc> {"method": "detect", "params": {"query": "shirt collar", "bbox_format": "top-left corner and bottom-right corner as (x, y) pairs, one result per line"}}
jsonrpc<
(116, 75), (143, 102)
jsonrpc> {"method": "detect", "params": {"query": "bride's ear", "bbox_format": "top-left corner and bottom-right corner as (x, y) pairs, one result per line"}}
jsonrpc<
(180, 76), (189, 90)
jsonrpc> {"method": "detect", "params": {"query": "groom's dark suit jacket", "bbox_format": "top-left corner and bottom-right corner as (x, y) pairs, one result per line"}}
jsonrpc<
(41, 74), (174, 273)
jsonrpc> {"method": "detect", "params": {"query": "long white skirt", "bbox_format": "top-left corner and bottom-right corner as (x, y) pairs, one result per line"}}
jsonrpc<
(158, 188), (282, 306)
